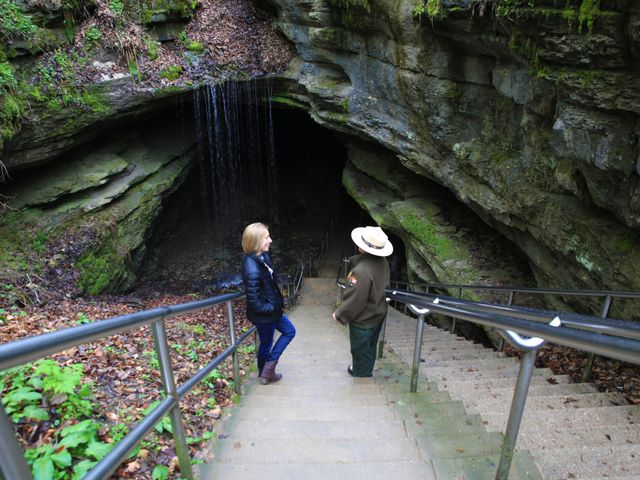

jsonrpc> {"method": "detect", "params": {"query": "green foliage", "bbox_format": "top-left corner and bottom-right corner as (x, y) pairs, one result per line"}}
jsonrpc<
(578, 0), (600, 33)
(144, 36), (160, 60)
(76, 250), (121, 295)
(395, 205), (466, 261)
(25, 419), (112, 480)
(411, 0), (447, 19)
(2, 360), (108, 479)
(32, 231), (48, 254)
(109, 0), (124, 15)
(495, 0), (534, 18)
(1, 359), (94, 423)
(85, 26), (102, 46)
(0, 61), (26, 144)
(0, 0), (39, 42)
(238, 343), (256, 354)
(33, 49), (109, 115)
(152, 465), (170, 480)
(142, 401), (173, 434)
(34, 360), (83, 395)
(184, 323), (205, 335)
(160, 65), (183, 81)
(178, 31), (205, 53)
(0, 61), (17, 92)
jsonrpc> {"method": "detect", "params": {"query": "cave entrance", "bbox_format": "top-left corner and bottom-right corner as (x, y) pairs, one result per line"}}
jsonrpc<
(141, 88), (368, 293)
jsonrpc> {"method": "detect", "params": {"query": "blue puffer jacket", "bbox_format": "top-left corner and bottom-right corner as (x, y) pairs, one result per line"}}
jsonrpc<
(242, 253), (284, 324)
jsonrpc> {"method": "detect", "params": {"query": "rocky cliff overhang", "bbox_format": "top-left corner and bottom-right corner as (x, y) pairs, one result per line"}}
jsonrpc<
(261, 0), (640, 314)
(1, 0), (639, 313)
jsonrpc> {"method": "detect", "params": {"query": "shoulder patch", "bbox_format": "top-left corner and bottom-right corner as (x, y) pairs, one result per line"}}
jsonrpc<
(347, 273), (358, 286)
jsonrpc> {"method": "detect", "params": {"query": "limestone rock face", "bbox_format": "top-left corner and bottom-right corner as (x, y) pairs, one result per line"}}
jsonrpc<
(264, 0), (640, 311)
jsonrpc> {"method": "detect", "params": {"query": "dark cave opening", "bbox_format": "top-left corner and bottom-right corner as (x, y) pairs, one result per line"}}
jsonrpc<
(140, 98), (371, 293)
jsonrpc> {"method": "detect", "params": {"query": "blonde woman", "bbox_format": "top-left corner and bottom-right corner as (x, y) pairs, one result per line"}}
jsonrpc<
(241, 223), (296, 384)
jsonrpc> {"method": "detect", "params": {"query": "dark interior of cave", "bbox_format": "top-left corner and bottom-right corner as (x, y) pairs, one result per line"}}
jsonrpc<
(140, 96), (378, 293)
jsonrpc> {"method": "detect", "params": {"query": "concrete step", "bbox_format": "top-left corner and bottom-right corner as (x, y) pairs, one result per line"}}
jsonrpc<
(432, 452), (543, 480)
(245, 375), (377, 387)
(198, 461), (437, 480)
(213, 438), (421, 463)
(242, 383), (384, 397)
(416, 432), (505, 460)
(532, 444), (640, 478)
(425, 365), (556, 382)
(419, 350), (506, 362)
(385, 391), (455, 404)
(516, 424), (640, 450)
(450, 383), (597, 401)
(391, 400), (470, 420)
(418, 357), (520, 370)
(436, 374), (572, 391)
(239, 393), (389, 408)
(404, 412), (488, 437)
(483, 405), (640, 433)
(390, 336), (487, 349)
(226, 405), (397, 422)
(215, 419), (411, 440)
(465, 392), (627, 414)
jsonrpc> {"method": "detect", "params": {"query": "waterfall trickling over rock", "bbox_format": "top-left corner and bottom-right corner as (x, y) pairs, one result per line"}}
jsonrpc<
(193, 79), (278, 228)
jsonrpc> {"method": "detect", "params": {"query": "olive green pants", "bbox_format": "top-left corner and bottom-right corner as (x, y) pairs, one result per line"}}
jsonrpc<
(349, 322), (383, 377)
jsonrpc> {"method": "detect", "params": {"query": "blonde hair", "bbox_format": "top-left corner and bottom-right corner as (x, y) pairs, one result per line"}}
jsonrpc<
(242, 222), (269, 254)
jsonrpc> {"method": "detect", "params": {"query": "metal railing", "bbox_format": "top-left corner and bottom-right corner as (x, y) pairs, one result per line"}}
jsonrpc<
(383, 287), (640, 480)
(390, 280), (640, 380)
(0, 292), (256, 480)
(280, 255), (305, 305)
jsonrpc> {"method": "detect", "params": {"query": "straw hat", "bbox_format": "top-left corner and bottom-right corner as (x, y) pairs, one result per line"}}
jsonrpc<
(351, 226), (393, 257)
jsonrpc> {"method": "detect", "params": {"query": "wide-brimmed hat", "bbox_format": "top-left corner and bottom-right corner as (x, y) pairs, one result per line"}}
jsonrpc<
(351, 226), (394, 257)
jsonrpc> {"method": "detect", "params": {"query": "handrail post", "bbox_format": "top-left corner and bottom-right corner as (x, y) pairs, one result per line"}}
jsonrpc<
(451, 288), (462, 333)
(0, 405), (32, 480)
(408, 305), (430, 393)
(151, 320), (194, 480)
(226, 301), (242, 395)
(377, 301), (390, 359)
(338, 257), (350, 304)
(496, 348), (537, 480)
(498, 291), (516, 352)
(581, 295), (612, 382)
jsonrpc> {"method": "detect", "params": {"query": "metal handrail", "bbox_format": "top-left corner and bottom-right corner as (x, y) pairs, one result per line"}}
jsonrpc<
(386, 290), (640, 364)
(390, 279), (640, 379)
(390, 280), (640, 300)
(0, 292), (256, 480)
(389, 289), (640, 340)
(384, 289), (640, 480)
(282, 255), (305, 305)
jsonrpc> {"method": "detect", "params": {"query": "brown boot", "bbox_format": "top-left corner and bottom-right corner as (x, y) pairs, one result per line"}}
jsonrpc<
(259, 360), (283, 384)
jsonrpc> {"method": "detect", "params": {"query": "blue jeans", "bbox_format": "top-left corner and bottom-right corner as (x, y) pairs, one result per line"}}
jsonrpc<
(254, 314), (296, 373)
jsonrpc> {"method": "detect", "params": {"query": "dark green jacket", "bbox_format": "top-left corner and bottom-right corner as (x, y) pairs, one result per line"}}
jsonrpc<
(335, 253), (390, 328)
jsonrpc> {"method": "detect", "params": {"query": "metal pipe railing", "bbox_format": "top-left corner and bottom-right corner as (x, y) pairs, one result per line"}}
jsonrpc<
(386, 291), (640, 364)
(0, 291), (253, 480)
(151, 319), (193, 479)
(408, 305), (429, 392)
(384, 289), (639, 480)
(389, 280), (640, 300)
(582, 295), (613, 381)
(391, 290), (640, 339)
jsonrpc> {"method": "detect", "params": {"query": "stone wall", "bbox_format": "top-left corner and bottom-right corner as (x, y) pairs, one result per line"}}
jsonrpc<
(264, 0), (640, 316)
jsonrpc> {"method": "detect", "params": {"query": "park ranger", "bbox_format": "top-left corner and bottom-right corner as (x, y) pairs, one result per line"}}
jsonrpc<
(333, 226), (393, 377)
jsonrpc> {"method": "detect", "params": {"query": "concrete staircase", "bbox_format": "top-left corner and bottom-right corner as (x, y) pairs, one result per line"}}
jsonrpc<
(383, 307), (640, 480)
(198, 278), (543, 479)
